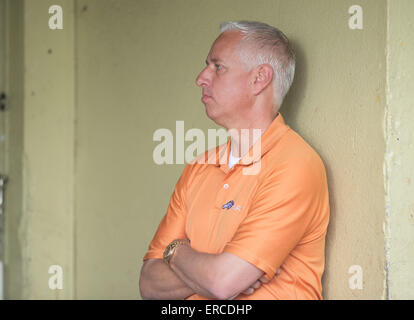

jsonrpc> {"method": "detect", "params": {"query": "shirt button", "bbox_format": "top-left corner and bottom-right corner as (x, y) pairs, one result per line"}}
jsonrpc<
(223, 184), (229, 189)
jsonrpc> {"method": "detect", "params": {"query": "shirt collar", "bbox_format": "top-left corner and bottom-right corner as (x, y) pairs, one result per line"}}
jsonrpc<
(190, 112), (290, 171)
(215, 112), (290, 170)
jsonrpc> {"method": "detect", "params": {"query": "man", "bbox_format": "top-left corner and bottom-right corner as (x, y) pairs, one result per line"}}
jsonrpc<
(139, 21), (330, 300)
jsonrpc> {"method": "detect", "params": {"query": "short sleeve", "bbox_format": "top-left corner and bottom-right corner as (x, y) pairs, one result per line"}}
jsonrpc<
(223, 157), (325, 280)
(143, 164), (191, 261)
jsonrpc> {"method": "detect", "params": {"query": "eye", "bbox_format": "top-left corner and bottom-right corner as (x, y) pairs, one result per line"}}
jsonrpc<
(215, 64), (223, 71)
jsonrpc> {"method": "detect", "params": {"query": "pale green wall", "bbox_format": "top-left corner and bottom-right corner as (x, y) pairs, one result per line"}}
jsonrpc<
(280, 0), (387, 299)
(4, 0), (75, 299)
(74, 0), (386, 299)
(2, 0), (413, 299)
(385, 0), (414, 299)
(3, 0), (25, 299)
(0, 0), (6, 273)
(22, 0), (75, 299)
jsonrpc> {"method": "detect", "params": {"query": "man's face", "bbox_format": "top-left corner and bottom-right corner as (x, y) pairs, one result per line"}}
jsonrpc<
(196, 31), (253, 128)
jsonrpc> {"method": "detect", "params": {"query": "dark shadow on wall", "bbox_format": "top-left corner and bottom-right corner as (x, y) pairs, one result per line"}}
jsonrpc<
(279, 38), (306, 127)
(320, 157), (335, 300)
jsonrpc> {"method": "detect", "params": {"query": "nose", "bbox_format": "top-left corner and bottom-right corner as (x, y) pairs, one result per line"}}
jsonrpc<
(196, 66), (211, 88)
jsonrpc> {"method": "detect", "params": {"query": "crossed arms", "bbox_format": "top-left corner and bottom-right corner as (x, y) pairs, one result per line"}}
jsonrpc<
(139, 155), (325, 300)
(139, 243), (269, 300)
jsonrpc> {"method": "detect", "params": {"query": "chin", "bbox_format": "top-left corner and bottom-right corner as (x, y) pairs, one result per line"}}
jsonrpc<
(204, 104), (215, 119)
(206, 111), (226, 128)
(204, 101), (229, 127)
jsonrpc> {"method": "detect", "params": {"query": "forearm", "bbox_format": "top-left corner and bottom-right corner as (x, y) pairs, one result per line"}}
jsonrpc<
(139, 259), (195, 300)
(169, 245), (221, 299)
(170, 246), (268, 300)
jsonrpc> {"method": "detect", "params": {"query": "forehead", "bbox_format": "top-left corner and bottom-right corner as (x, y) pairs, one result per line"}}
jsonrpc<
(207, 30), (244, 63)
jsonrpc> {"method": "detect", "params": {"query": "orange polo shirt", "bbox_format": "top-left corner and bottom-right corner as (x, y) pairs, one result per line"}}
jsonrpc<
(143, 113), (330, 300)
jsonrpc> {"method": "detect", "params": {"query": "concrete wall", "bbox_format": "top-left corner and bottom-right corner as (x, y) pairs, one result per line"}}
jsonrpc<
(3, 0), (75, 299)
(280, 0), (387, 299)
(0, 0), (7, 299)
(3, 0), (25, 299)
(385, 0), (414, 299)
(1, 0), (413, 299)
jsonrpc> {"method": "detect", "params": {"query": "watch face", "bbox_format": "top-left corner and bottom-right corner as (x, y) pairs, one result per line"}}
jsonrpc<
(164, 244), (174, 260)
(164, 240), (182, 263)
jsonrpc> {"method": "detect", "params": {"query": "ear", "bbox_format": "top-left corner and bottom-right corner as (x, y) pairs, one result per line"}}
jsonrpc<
(251, 64), (274, 96)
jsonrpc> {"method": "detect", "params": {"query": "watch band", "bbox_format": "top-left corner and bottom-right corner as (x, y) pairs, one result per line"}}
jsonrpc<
(163, 239), (188, 266)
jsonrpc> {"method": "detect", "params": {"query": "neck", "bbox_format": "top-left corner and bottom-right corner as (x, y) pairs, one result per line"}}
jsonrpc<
(228, 112), (278, 158)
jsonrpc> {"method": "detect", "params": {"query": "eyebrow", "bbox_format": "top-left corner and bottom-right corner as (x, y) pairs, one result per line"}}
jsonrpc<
(205, 58), (223, 65)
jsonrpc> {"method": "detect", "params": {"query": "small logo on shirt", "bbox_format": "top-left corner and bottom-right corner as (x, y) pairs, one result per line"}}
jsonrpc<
(222, 200), (242, 211)
(222, 200), (234, 209)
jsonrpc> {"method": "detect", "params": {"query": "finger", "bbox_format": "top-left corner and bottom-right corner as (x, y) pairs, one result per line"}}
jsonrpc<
(242, 287), (255, 295)
(252, 280), (261, 289)
(259, 275), (270, 283)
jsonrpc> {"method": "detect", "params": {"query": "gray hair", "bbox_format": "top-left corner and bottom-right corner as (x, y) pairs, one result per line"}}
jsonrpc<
(220, 21), (296, 109)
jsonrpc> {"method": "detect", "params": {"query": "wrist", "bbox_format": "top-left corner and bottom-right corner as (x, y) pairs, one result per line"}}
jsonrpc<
(163, 239), (190, 267)
(169, 241), (188, 267)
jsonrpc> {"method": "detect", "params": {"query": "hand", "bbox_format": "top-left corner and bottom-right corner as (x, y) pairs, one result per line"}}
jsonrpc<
(180, 238), (191, 246)
(240, 268), (281, 296)
(241, 275), (270, 295)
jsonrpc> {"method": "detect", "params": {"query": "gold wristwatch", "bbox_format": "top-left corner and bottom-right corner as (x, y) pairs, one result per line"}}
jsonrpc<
(163, 239), (188, 266)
